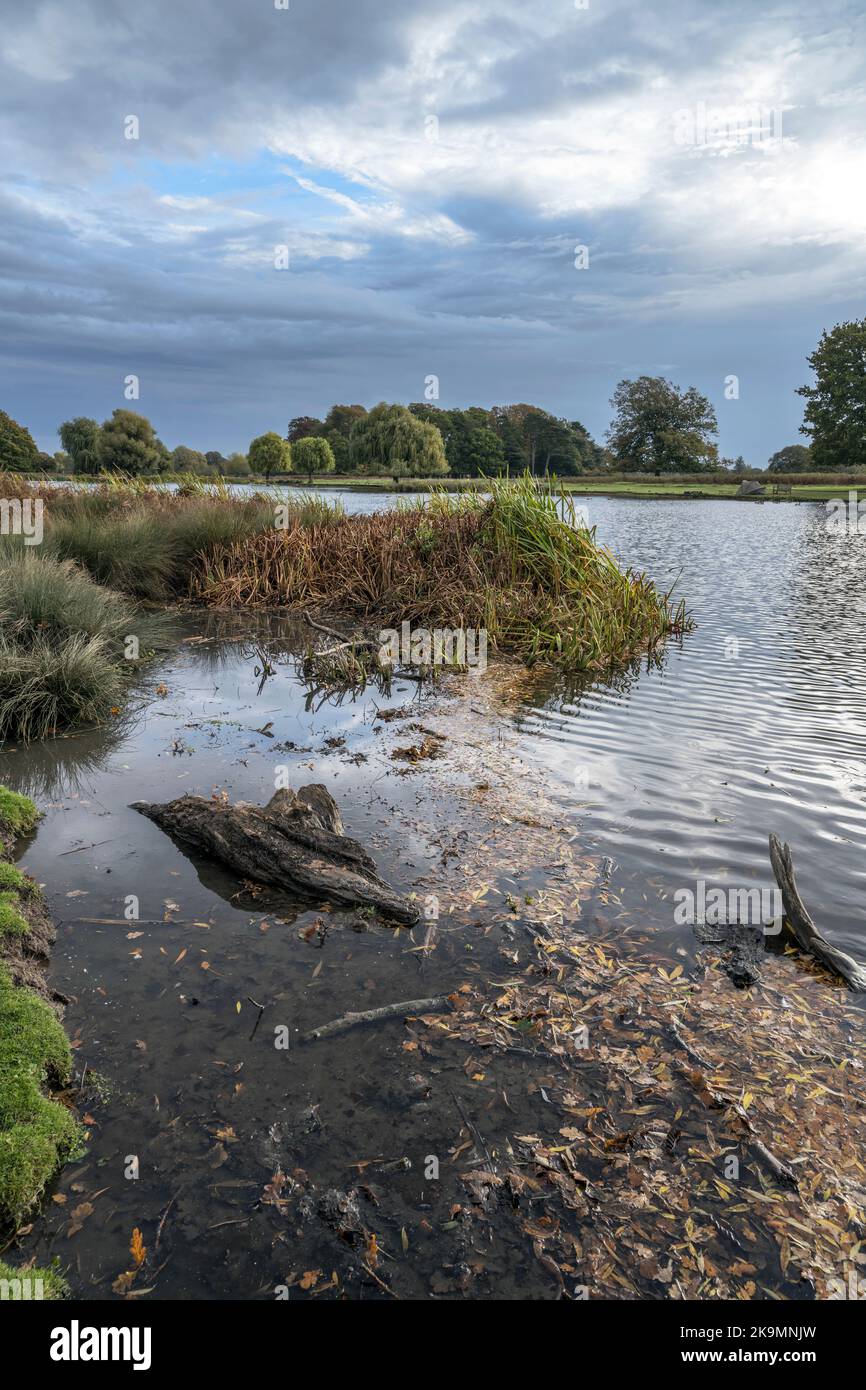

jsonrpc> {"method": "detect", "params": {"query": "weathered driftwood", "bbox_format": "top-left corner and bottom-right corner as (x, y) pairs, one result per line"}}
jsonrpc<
(303, 994), (450, 1042)
(133, 785), (418, 925)
(768, 833), (866, 991)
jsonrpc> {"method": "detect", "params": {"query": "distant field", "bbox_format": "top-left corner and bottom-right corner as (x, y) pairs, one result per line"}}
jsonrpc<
(22, 472), (866, 502)
(289, 475), (866, 502)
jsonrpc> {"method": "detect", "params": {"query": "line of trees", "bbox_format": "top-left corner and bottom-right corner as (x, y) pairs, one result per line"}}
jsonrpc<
(1, 318), (863, 478)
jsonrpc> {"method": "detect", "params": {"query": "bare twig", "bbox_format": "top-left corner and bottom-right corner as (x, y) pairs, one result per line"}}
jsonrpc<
(302, 993), (451, 1043)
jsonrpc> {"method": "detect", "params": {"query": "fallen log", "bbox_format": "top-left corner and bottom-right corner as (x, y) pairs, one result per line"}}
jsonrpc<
(768, 833), (866, 991)
(133, 784), (418, 925)
(303, 993), (451, 1042)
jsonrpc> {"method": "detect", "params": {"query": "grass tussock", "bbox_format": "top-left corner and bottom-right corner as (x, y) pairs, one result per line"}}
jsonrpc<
(0, 787), (39, 839)
(0, 551), (160, 742)
(37, 482), (276, 599)
(193, 477), (689, 671)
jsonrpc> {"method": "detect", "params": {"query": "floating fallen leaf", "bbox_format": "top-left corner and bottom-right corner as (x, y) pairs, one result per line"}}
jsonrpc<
(130, 1228), (146, 1267)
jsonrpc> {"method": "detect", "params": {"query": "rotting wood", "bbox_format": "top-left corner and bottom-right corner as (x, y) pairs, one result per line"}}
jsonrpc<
(768, 833), (866, 990)
(133, 784), (418, 925)
(302, 993), (451, 1042)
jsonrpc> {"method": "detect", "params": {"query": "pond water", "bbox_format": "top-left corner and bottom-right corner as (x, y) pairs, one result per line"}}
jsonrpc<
(2, 489), (864, 1299)
(267, 488), (866, 958)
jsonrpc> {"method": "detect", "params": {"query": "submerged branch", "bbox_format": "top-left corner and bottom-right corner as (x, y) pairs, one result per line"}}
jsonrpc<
(768, 833), (866, 991)
(302, 994), (451, 1043)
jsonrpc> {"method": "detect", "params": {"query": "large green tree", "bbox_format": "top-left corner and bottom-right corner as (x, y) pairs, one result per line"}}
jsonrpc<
(287, 416), (324, 444)
(409, 404), (506, 477)
(293, 435), (335, 484)
(96, 410), (163, 476)
(0, 410), (38, 472)
(350, 403), (448, 480)
(322, 404), (368, 473)
(171, 445), (208, 474)
(606, 376), (718, 473)
(58, 416), (101, 474)
(768, 444), (811, 472)
(249, 431), (291, 480)
(797, 319), (866, 470)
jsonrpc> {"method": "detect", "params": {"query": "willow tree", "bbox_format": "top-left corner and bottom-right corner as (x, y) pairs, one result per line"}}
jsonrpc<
(293, 435), (336, 484)
(249, 432), (291, 481)
(350, 403), (448, 481)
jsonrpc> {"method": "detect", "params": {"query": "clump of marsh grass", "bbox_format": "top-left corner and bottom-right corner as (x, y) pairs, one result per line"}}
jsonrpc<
(42, 484), (275, 598)
(193, 476), (690, 673)
(0, 552), (163, 742)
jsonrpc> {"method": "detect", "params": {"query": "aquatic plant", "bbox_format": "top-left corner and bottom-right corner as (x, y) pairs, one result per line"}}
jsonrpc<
(193, 476), (690, 672)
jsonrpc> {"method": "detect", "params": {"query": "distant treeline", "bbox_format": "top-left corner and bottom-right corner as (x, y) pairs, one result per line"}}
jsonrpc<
(2, 317), (863, 478)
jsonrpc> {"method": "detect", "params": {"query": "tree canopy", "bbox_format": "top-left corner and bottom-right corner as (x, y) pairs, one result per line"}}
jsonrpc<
(797, 319), (866, 470)
(350, 403), (448, 479)
(606, 376), (718, 473)
(0, 410), (38, 472)
(293, 435), (336, 482)
(249, 431), (291, 479)
(58, 416), (101, 474)
(96, 410), (164, 476)
(768, 444), (811, 472)
(287, 416), (324, 444)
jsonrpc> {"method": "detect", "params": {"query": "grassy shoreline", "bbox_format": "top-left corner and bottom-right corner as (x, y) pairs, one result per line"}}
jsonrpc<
(25, 470), (866, 502)
(0, 787), (83, 1279)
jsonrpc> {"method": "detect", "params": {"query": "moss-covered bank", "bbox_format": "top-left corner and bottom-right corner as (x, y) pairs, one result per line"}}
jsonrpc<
(0, 786), (83, 1295)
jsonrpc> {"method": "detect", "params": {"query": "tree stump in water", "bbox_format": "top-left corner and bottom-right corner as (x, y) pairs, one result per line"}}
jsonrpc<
(132, 785), (418, 925)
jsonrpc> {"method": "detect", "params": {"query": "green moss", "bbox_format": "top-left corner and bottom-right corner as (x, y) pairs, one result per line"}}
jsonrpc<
(0, 891), (28, 937)
(0, 1257), (68, 1300)
(0, 967), (84, 1223)
(0, 787), (39, 839)
(0, 966), (72, 1081)
(0, 863), (27, 893)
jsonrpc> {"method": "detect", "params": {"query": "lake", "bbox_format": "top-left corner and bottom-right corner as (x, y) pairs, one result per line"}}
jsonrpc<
(2, 488), (863, 1299)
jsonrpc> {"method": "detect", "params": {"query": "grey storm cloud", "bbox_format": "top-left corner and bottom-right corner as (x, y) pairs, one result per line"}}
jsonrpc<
(1, 0), (865, 459)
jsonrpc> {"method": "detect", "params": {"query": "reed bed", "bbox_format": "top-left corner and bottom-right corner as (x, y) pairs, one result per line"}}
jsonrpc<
(193, 477), (689, 671)
(0, 475), (347, 740)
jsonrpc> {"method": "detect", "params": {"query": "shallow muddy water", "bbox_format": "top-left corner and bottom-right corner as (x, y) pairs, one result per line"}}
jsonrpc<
(3, 491), (866, 1299)
(1, 615), (595, 1298)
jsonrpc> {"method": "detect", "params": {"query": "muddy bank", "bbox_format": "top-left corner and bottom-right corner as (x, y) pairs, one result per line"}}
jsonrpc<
(0, 620), (864, 1300)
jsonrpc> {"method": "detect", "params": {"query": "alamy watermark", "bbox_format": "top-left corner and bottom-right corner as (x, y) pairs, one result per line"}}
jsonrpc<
(0, 496), (43, 545)
(673, 102), (784, 150)
(1, 1274), (46, 1300)
(674, 878), (782, 932)
(825, 492), (866, 535)
(378, 621), (487, 672)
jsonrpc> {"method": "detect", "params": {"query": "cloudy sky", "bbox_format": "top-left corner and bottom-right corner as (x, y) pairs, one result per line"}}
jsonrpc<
(1, 0), (864, 462)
